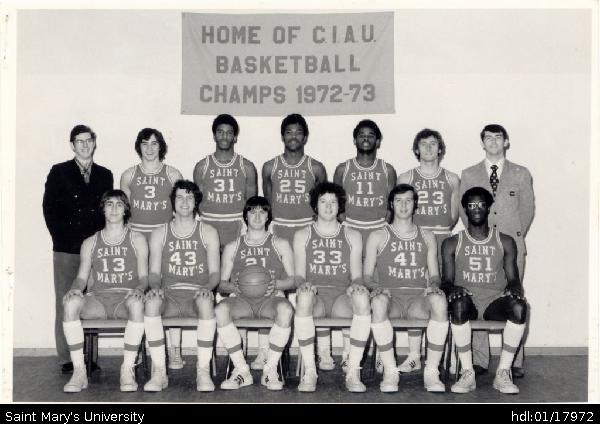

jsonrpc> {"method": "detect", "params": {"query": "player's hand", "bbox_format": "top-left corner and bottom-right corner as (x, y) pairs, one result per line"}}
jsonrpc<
(347, 283), (367, 297)
(126, 288), (145, 302)
(502, 286), (525, 301)
(425, 286), (445, 296)
(264, 279), (276, 297)
(369, 286), (391, 298)
(194, 288), (214, 301)
(145, 288), (164, 301)
(63, 289), (83, 303)
(298, 282), (317, 295)
(448, 286), (472, 302)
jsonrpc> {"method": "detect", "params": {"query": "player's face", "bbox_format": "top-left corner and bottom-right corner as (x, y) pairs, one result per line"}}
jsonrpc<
(316, 193), (339, 221)
(70, 132), (95, 162)
(464, 194), (489, 225)
(282, 123), (307, 151)
(174, 189), (196, 217)
(140, 134), (160, 162)
(247, 207), (268, 231)
(354, 127), (380, 153)
(392, 191), (415, 219)
(416, 136), (440, 162)
(213, 124), (237, 150)
(103, 197), (126, 223)
(481, 131), (508, 156)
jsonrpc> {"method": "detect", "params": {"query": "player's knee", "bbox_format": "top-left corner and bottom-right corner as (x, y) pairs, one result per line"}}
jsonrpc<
(508, 298), (528, 324)
(214, 302), (231, 324)
(144, 297), (161, 316)
(449, 296), (471, 325)
(275, 301), (294, 325)
(370, 295), (389, 321)
(63, 297), (83, 321)
(294, 291), (313, 314)
(428, 293), (448, 318)
(351, 291), (371, 315)
(126, 298), (144, 321)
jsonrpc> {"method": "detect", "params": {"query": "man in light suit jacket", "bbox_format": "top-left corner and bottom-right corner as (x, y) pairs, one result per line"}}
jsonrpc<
(459, 124), (534, 378)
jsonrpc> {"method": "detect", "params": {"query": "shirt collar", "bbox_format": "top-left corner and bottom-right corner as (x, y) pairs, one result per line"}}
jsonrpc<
(484, 157), (505, 177)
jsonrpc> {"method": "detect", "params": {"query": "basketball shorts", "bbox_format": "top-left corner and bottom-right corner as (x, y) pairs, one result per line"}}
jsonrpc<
(80, 289), (131, 320)
(384, 288), (427, 319)
(220, 292), (284, 319)
(313, 286), (350, 317)
(469, 290), (504, 320)
(201, 218), (243, 249)
(163, 287), (214, 318)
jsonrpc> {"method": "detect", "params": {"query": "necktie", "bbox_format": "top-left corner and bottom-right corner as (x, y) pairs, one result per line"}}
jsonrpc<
(490, 165), (499, 196)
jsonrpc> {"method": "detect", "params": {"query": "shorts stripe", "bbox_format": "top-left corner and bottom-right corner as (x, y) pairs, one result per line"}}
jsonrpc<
(269, 343), (285, 353)
(124, 343), (140, 352)
(428, 341), (445, 352)
(197, 339), (213, 348)
(298, 337), (315, 347)
(227, 343), (242, 354)
(148, 338), (165, 348)
(350, 338), (367, 348)
(456, 343), (472, 353)
(377, 341), (394, 352)
(68, 342), (84, 352)
(502, 343), (518, 354)
(408, 329), (422, 337)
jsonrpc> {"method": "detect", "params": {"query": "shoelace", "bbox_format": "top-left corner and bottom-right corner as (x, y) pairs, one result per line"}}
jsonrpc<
(234, 374), (245, 385)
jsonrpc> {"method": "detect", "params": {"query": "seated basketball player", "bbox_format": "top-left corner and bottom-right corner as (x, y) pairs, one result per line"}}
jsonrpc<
(441, 186), (527, 394)
(215, 196), (295, 391)
(364, 184), (448, 393)
(293, 182), (370, 393)
(62, 189), (148, 393)
(143, 180), (221, 392)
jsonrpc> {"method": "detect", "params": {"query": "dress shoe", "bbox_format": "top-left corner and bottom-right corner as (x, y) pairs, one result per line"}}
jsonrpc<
(511, 366), (525, 379)
(473, 365), (488, 376)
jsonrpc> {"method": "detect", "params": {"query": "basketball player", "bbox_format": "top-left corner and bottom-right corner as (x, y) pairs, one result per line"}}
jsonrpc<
(396, 129), (459, 373)
(333, 119), (396, 369)
(364, 184), (448, 392)
(193, 114), (258, 249)
(215, 196), (295, 391)
(120, 128), (185, 370)
(62, 190), (148, 393)
(143, 180), (221, 392)
(441, 186), (527, 394)
(293, 182), (370, 393)
(258, 114), (326, 370)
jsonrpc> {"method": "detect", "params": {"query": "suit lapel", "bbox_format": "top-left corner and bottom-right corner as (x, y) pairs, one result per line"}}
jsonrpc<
(476, 161), (493, 192)
(495, 160), (512, 195)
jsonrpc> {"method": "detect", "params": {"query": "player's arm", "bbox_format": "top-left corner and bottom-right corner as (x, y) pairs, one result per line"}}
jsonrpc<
(244, 159), (258, 200)
(440, 235), (467, 300)
(192, 159), (206, 194)
(519, 168), (535, 236)
(292, 226), (310, 287)
(397, 170), (411, 185)
(500, 233), (524, 298)
(203, 224), (221, 291)
(346, 227), (364, 286)
(64, 237), (94, 301)
(128, 232), (149, 301)
(363, 228), (385, 290)
(272, 237), (296, 291)
(217, 241), (238, 294)
(422, 229), (442, 294)
(458, 170), (469, 227)
(167, 166), (183, 184)
(147, 225), (166, 293)
(119, 166), (135, 201)
(332, 163), (346, 220)
(311, 159), (328, 184)
(447, 171), (461, 229)
(386, 163), (397, 192)
(261, 159), (274, 204)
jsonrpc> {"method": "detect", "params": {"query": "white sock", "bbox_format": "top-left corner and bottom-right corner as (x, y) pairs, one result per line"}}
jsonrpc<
(407, 329), (422, 359)
(498, 321), (526, 370)
(144, 315), (166, 369)
(168, 327), (182, 353)
(63, 320), (85, 369)
(425, 320), (449, 370)
(123, 321), (145, 367)
(258, 329), (270, 354)
(316, 328), (331, 357)
(217, 322), (248, 371)
(265, 324), (291, 370)
(196, 318), (216, 369)
(348, 314), (371, 370)
(451, 322), (473, 371)
(294, 315), (316, 371)
(342, 328), (350, 358)
(371, 320), (396, 372)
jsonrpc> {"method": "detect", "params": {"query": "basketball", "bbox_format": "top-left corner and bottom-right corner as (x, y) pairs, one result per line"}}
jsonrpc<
(237, 264), (272, 299)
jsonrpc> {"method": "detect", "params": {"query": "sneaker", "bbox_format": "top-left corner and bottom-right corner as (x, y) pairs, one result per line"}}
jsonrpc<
(196, 366), (215, 392)
(63, 367), (88, 393)
(451, 369), (476, 394)
(345, 368), (366, 393)
(220, 367), (253, 390)
(424, 367), (445, 393)
(250, 349), (268, 371)
(297, 368), (318, 392)
(398, 356), (421, 373)
(493, 368), (519, 394)
(261, 366), (284, 391)
(317, 352), (335, 371)
(119, 364), (138, 392)
(168, 348), (185, 370)
(143, 367), (168, 392)
(340, 355), (349, 373)
(380, 368), (400, 393)
(375, 354), (384, 374)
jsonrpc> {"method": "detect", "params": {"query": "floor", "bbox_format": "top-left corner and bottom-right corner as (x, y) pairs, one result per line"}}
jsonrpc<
(12, 354), (587, 403)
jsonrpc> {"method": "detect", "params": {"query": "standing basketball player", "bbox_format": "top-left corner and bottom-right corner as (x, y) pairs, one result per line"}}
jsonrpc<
(143, 180), (221, 392)
(441, 186), (527, 394)
(293, 182), (371, 393)
(259, 114), (327, 370)
(396, 128), (459, 373)
(215, 196), (295, 391)
(364, 184), (448, 392)
(62, 190), (148, 393)
(120, 128), (185, 370)
(193, 114), (258, 249)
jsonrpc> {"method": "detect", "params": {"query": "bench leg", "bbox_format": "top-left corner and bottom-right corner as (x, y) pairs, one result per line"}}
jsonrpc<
(444, 323), (452, 384)
(84, 333), (94, 376)
(140, 335), (149, 378)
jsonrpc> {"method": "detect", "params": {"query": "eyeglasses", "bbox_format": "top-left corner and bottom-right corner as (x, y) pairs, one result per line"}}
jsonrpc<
(74, 138), (95, 146)
(467, 201), (486, 210)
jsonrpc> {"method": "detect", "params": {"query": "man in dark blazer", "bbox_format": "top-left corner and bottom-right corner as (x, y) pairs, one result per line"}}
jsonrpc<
(459, 124), (535, 378)
(43, 124), (113, 373)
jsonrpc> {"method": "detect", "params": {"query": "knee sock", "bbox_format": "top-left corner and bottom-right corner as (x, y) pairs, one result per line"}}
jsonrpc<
(316, 328), (331, 357)
(122, 321), (145, 367)
(196, 318), (216, 369)
(294, 315), (316, 371)
(265, 324), (291, 371)
(258, 328), (269, 354)
(407, 329), (423, 358)
(451, 321), (473, 371)
(498, 321), (526, 370)
(63, 320), (85, 369)
(347, 314), (371, 370)
(342, 328), (350, 358)
(217, 322), (248, 371)
(144, 316), (166, 369)
(425, 319), (449, 370)
(371, 320), (396, 372)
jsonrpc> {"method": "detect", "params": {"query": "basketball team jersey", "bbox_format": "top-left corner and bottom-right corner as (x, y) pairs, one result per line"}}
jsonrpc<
(454, 229), (506, 298)
(161, 220), (210, 289)
(197, 153), (246, 221)
(408, 167), (454, 230)
(375, 224), (429, 290)
(231, 233), (286, 280)
(342, 158), (390, 229)
(90, 228), (139, 292)
(270, 155), (316, 226)
(305, 223), (352, 288)
(129, 163), (175, 233)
